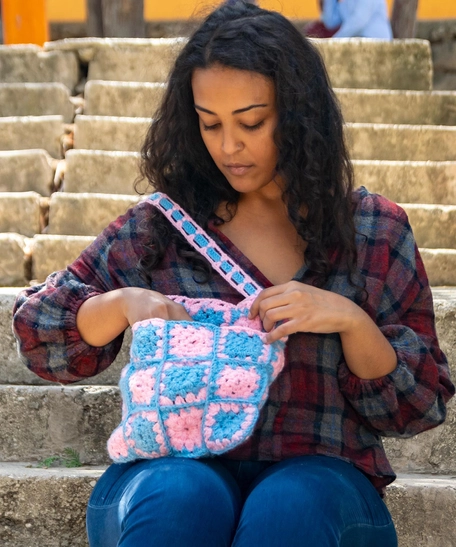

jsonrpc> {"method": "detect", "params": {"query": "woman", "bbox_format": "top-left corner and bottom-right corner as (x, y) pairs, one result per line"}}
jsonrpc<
(13, 2), (453, 546)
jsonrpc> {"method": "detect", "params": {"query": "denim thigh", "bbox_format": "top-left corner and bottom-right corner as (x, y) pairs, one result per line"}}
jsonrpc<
(232, 455), (398, 547)
(86, 458), (242, 547)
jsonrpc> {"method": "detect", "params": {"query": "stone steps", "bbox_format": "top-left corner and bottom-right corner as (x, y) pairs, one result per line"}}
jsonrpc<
(346, 123), (456, 161)
(0, 381), (455, 475)
(0, 192), (42, 237)
(84, 81), (456, 126)
(0, 45), (79, 92)
(44, 37), (433, 90)
(0, 83), (74, 123)
(56, 154), (456, 205)
(1, 153), (456, 206)
(0, 464), (452, 547)
(47, 192), (142, 236)
(63, 149), (141, 195)
(73, 115), (456, 161)
(0, 116), (64, 158)
(44, 193), (456, 245)
(0, 150), (54, 196)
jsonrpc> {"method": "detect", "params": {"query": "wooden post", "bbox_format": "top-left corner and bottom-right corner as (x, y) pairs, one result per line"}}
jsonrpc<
(87, 0), (104, 37)
(1, 0), (49, 46)
(87, 0), (145, 38)
(391, 0), (419, 39)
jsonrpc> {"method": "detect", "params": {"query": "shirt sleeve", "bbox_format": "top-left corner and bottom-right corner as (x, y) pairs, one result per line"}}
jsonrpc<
(338, 194), (455, 437)
(12, 202), (152, 384)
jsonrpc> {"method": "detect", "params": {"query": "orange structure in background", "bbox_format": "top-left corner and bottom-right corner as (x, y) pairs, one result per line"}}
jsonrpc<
(1, 0), (49, 46)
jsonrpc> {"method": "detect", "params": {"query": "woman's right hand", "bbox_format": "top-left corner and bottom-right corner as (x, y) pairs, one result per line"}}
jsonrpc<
(118, 287), (193, 326)
(76, 287), (192, 347)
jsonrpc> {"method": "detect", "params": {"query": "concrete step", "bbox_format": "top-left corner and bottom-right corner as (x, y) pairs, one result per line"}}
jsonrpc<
(0, 380), (454, 476)
(0, 45), (79, 92)
(0, 463), (103, 547)
(386, 474), (456, 547)
(0, 83), (74, 123)
(337, 89), (456, 126)
(44, 37), (433, 90)
(419, 249), (456, 286)
(61, 153), (456, 205)
(0, 466), (453, 547)
(74, 116), (456, 161)
(346, 123), (456, 162)
(401, 204), (456, 249)
(0, 235), (26, 287)
(84, 80), (165, 118)
(63, 149), (141, 195)
(0, 150), (54, 196)
(47, 193), (142, 236)
(353, 160), (456, 205)
(0, 465), (453, 547)
(84, 81), (456, 126)
(0, 116), (64, 158)
(74, 115), (150, 152)
(0, 192), (42, 237)
(30, 234), (96, 285)
(45, 191), (456, 248)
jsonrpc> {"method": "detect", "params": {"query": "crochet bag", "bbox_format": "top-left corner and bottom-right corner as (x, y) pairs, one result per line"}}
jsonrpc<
(107, 192), (286, 462)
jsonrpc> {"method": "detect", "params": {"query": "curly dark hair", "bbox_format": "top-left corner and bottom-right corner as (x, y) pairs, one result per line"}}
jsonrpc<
(138, 0), (357, 289)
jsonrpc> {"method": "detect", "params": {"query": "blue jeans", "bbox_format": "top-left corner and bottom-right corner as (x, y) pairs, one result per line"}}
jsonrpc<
(86, 455), (397, 546)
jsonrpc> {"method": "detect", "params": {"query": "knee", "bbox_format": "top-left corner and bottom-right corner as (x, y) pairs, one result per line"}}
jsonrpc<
(121, 458), (240, 517)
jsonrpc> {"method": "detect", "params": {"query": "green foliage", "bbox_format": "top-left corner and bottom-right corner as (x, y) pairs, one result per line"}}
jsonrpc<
(37, 447), (82, 468)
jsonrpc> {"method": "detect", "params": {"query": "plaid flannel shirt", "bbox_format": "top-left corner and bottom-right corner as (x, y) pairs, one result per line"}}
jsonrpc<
(13, 187), (454, 492)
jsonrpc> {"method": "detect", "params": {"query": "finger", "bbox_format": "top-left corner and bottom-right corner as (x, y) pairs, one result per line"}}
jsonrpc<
(249, 284), (291, 318)
(265, 320), (299, 344)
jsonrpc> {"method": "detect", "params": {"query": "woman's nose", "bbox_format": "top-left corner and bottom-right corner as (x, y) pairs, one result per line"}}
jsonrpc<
(221, 131), (243, 155)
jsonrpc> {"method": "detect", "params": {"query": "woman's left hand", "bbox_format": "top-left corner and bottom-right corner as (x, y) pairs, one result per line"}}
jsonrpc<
(249, 281), (362, 344)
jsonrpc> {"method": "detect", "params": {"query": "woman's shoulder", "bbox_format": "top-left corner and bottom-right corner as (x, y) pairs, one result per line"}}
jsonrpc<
(352, 186), (410, 228)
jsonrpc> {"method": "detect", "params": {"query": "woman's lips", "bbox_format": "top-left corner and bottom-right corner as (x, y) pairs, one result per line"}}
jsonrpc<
(225, 164), (253, 176)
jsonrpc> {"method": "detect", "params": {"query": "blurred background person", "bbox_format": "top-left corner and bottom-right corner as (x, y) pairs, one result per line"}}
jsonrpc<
(322, 0), (392, 39)
(305, 0), (340, 38)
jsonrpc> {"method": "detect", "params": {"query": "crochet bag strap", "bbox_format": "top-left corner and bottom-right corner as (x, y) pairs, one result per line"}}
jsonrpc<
(149, 192), (263, 299)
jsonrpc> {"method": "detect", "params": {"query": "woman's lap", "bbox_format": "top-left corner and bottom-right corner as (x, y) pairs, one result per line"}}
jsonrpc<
(86, 455), (397, 547)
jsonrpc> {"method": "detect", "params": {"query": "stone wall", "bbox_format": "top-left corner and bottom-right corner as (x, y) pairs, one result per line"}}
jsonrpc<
(416, 19), (456, 90)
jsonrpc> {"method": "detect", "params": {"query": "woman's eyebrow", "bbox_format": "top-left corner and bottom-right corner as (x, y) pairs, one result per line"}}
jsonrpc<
(194, 104), (268, 115)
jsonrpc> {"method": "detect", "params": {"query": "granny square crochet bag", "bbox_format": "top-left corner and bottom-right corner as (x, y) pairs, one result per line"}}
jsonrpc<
(107, 192), (286, 462)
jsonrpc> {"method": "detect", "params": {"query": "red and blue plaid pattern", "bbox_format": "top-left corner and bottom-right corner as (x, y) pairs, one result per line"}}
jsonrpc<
(12, 187), (455, 493)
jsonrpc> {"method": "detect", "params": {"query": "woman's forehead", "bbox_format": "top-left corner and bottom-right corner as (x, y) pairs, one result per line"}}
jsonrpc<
(192, 66), (275, 107)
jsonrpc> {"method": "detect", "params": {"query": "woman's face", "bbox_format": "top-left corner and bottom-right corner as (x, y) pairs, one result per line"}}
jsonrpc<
(192, 65), (283, 197)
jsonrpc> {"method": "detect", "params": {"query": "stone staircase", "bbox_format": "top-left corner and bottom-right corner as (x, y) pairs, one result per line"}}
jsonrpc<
(0, 36), (455, 546)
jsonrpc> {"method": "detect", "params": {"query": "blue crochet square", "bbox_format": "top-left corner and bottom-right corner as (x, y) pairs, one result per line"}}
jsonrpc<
(221, 331), (264, 362)
(160, 364), (209, 405)
(128, 413), (163, 455)
(131, 324), (162, 362)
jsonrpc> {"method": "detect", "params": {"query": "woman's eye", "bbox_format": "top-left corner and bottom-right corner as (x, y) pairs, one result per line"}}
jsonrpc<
(202, 123), (220, 131)
(242, 121), (265, 131)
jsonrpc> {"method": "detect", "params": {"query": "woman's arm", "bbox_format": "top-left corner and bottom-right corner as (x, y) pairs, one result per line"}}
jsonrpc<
(76, 287), (192, 347)
(249, 282), (396, 380)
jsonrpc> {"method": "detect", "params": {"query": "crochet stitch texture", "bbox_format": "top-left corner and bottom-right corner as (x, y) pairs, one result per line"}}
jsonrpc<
(107, 193), (286, 462)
